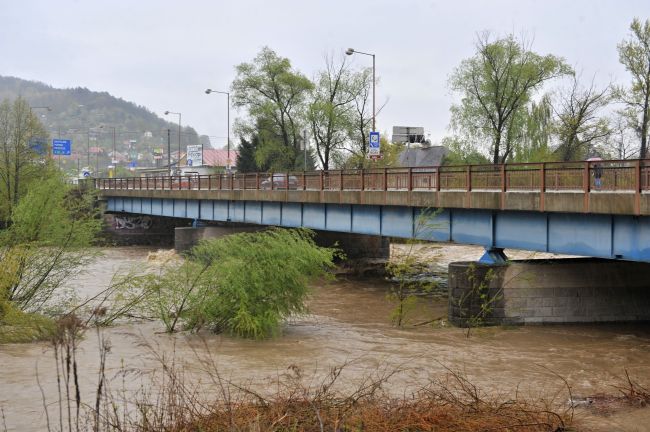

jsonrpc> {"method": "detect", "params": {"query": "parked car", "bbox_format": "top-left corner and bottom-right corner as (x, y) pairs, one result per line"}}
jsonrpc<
(260, 173), (299, 190)
(171, 172), (199, 189)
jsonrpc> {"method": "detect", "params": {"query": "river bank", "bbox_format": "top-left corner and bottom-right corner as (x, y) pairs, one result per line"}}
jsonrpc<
(1, 245), (649, 431)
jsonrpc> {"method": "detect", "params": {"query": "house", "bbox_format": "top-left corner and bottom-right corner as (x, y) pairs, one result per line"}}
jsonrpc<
(175, 148), (240, 175)
(202, 148), (239, 169)
(398, 145), (448, 168)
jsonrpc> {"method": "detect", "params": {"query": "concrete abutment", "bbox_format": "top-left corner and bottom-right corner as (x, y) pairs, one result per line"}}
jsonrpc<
(174, 224), (389, 261)
(448, 259), (650, 326)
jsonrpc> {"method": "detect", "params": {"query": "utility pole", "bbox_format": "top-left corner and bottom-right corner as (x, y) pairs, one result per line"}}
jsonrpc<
(87, 130), (91, 168)
(167, 128), (171, 174)
(112, 127), (116, 162)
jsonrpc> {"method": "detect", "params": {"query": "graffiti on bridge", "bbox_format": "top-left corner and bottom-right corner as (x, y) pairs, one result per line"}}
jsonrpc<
(114, 215), (153, 230)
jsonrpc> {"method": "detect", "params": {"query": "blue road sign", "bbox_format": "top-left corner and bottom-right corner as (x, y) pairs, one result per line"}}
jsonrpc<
(368, 131), (380, 156)
(52, 139), (71, 156)
(29, 137), (48, 156)
(369, 131), (380, 148)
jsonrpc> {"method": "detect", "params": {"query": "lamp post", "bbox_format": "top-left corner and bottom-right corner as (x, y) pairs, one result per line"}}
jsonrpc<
(164, 111), (182, 169)
(205, 89), (230, 170)
(100, 125), (116, 163)
(345, 48), (376, 133)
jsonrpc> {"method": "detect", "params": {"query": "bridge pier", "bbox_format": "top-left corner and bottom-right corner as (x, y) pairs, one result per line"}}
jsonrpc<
(312, 231), (389, 260)
(448, 258), (650, 326)
(175, 224), (262, 253)
(174, 225), (389, 270)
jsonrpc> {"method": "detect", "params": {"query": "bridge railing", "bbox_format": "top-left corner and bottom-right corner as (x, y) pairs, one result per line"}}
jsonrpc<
(95, 158), (650, 195)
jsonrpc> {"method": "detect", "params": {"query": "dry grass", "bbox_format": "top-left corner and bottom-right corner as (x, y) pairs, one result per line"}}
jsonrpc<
(95, 343), (571, 432)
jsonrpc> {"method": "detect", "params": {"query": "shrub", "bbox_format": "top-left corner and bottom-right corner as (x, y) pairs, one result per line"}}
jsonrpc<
(124, 228), (340, 338)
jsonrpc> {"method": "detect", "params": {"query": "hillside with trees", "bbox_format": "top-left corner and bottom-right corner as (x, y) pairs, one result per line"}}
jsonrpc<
(0, 76), (204, 175)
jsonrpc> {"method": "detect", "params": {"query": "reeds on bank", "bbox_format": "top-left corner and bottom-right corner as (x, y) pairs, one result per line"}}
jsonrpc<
(42, 317), (571, 432)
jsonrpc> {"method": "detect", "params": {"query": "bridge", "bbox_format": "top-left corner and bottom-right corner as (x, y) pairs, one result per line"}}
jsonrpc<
(97, 159), (650, 263)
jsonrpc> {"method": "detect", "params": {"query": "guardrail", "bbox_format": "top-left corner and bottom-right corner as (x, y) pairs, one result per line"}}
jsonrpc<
(95, 159), (650, 194)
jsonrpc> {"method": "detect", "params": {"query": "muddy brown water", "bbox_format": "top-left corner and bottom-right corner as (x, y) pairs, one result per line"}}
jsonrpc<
(1, 246), (650, 431)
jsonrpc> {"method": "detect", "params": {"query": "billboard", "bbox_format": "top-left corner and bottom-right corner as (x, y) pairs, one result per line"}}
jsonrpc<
(391, 126), (425, 144)
(186, 145), (202, 167)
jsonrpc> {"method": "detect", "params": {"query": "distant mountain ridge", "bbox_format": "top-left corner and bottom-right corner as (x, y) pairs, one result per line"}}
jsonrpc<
(0, 76), (205, 170)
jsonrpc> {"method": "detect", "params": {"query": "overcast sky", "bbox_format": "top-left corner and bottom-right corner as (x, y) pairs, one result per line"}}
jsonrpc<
(1, 0), (648, 148)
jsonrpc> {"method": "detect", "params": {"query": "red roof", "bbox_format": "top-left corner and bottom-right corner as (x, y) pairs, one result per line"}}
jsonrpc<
(203, 149), (239, 167)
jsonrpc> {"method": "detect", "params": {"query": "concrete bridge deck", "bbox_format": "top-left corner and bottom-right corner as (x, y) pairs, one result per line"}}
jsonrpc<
(96, 159), (650, 263)
(96, 159), (650, 216)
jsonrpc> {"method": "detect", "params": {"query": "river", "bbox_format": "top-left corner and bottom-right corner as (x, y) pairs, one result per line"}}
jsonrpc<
(1, 245), (649, 431)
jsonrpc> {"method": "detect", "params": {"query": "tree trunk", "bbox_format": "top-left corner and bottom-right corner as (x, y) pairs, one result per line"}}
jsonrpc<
(492, 129), (502, 164)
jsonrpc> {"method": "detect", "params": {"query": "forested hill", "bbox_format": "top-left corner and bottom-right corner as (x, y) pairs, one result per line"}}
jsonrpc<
(0, 76), (205, 159)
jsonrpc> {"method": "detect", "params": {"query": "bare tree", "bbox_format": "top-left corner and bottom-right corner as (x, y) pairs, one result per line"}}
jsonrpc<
(609, 112), (640, 159)
(553, 75), (611, 161)
(308, 54), (357, 170)
(343, 69), (388, 168)
(614, 18), (650, 158)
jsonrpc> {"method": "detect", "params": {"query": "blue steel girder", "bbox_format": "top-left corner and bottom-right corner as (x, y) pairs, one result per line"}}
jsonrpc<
(105, 196), (650, 262)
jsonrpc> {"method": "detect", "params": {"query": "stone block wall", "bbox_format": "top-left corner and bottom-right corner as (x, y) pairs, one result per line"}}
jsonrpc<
(449, 259), (650, 326)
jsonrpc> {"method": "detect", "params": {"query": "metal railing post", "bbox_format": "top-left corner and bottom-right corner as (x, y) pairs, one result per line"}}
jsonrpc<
(407, 167), (412, 191)
(500, 163), (506, 209)
(539, 162), (546, 211)
(584, 161), (590, 212)
(634, 159), (642, 216)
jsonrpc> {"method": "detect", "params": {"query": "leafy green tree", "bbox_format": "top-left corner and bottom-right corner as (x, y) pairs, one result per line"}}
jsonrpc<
(341, 136), (401, 168)
(0, 174), (101, 313)
(441, 137), (491, 165)
(511, 95), (556, 162)
(235, 136), (259, 172)
(232, 47), (314, 170)
(614, 18), (650, 158)
(449, 32), (572, 163)
(0, 97), (50, 220)
(553, 76), (611, 161)
(122, 229), (339, 339)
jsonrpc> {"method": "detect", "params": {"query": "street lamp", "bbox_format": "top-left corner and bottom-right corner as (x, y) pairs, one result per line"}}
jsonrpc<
(205, 89), (230, 170)
(345, 48), (376, 133)
(164, 111), (182, 169)
(100, 125), (116, 164)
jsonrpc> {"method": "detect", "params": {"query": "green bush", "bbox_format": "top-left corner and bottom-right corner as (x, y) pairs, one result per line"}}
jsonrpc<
(0, 299), (55, 343)
(124, 228), (340, 339)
